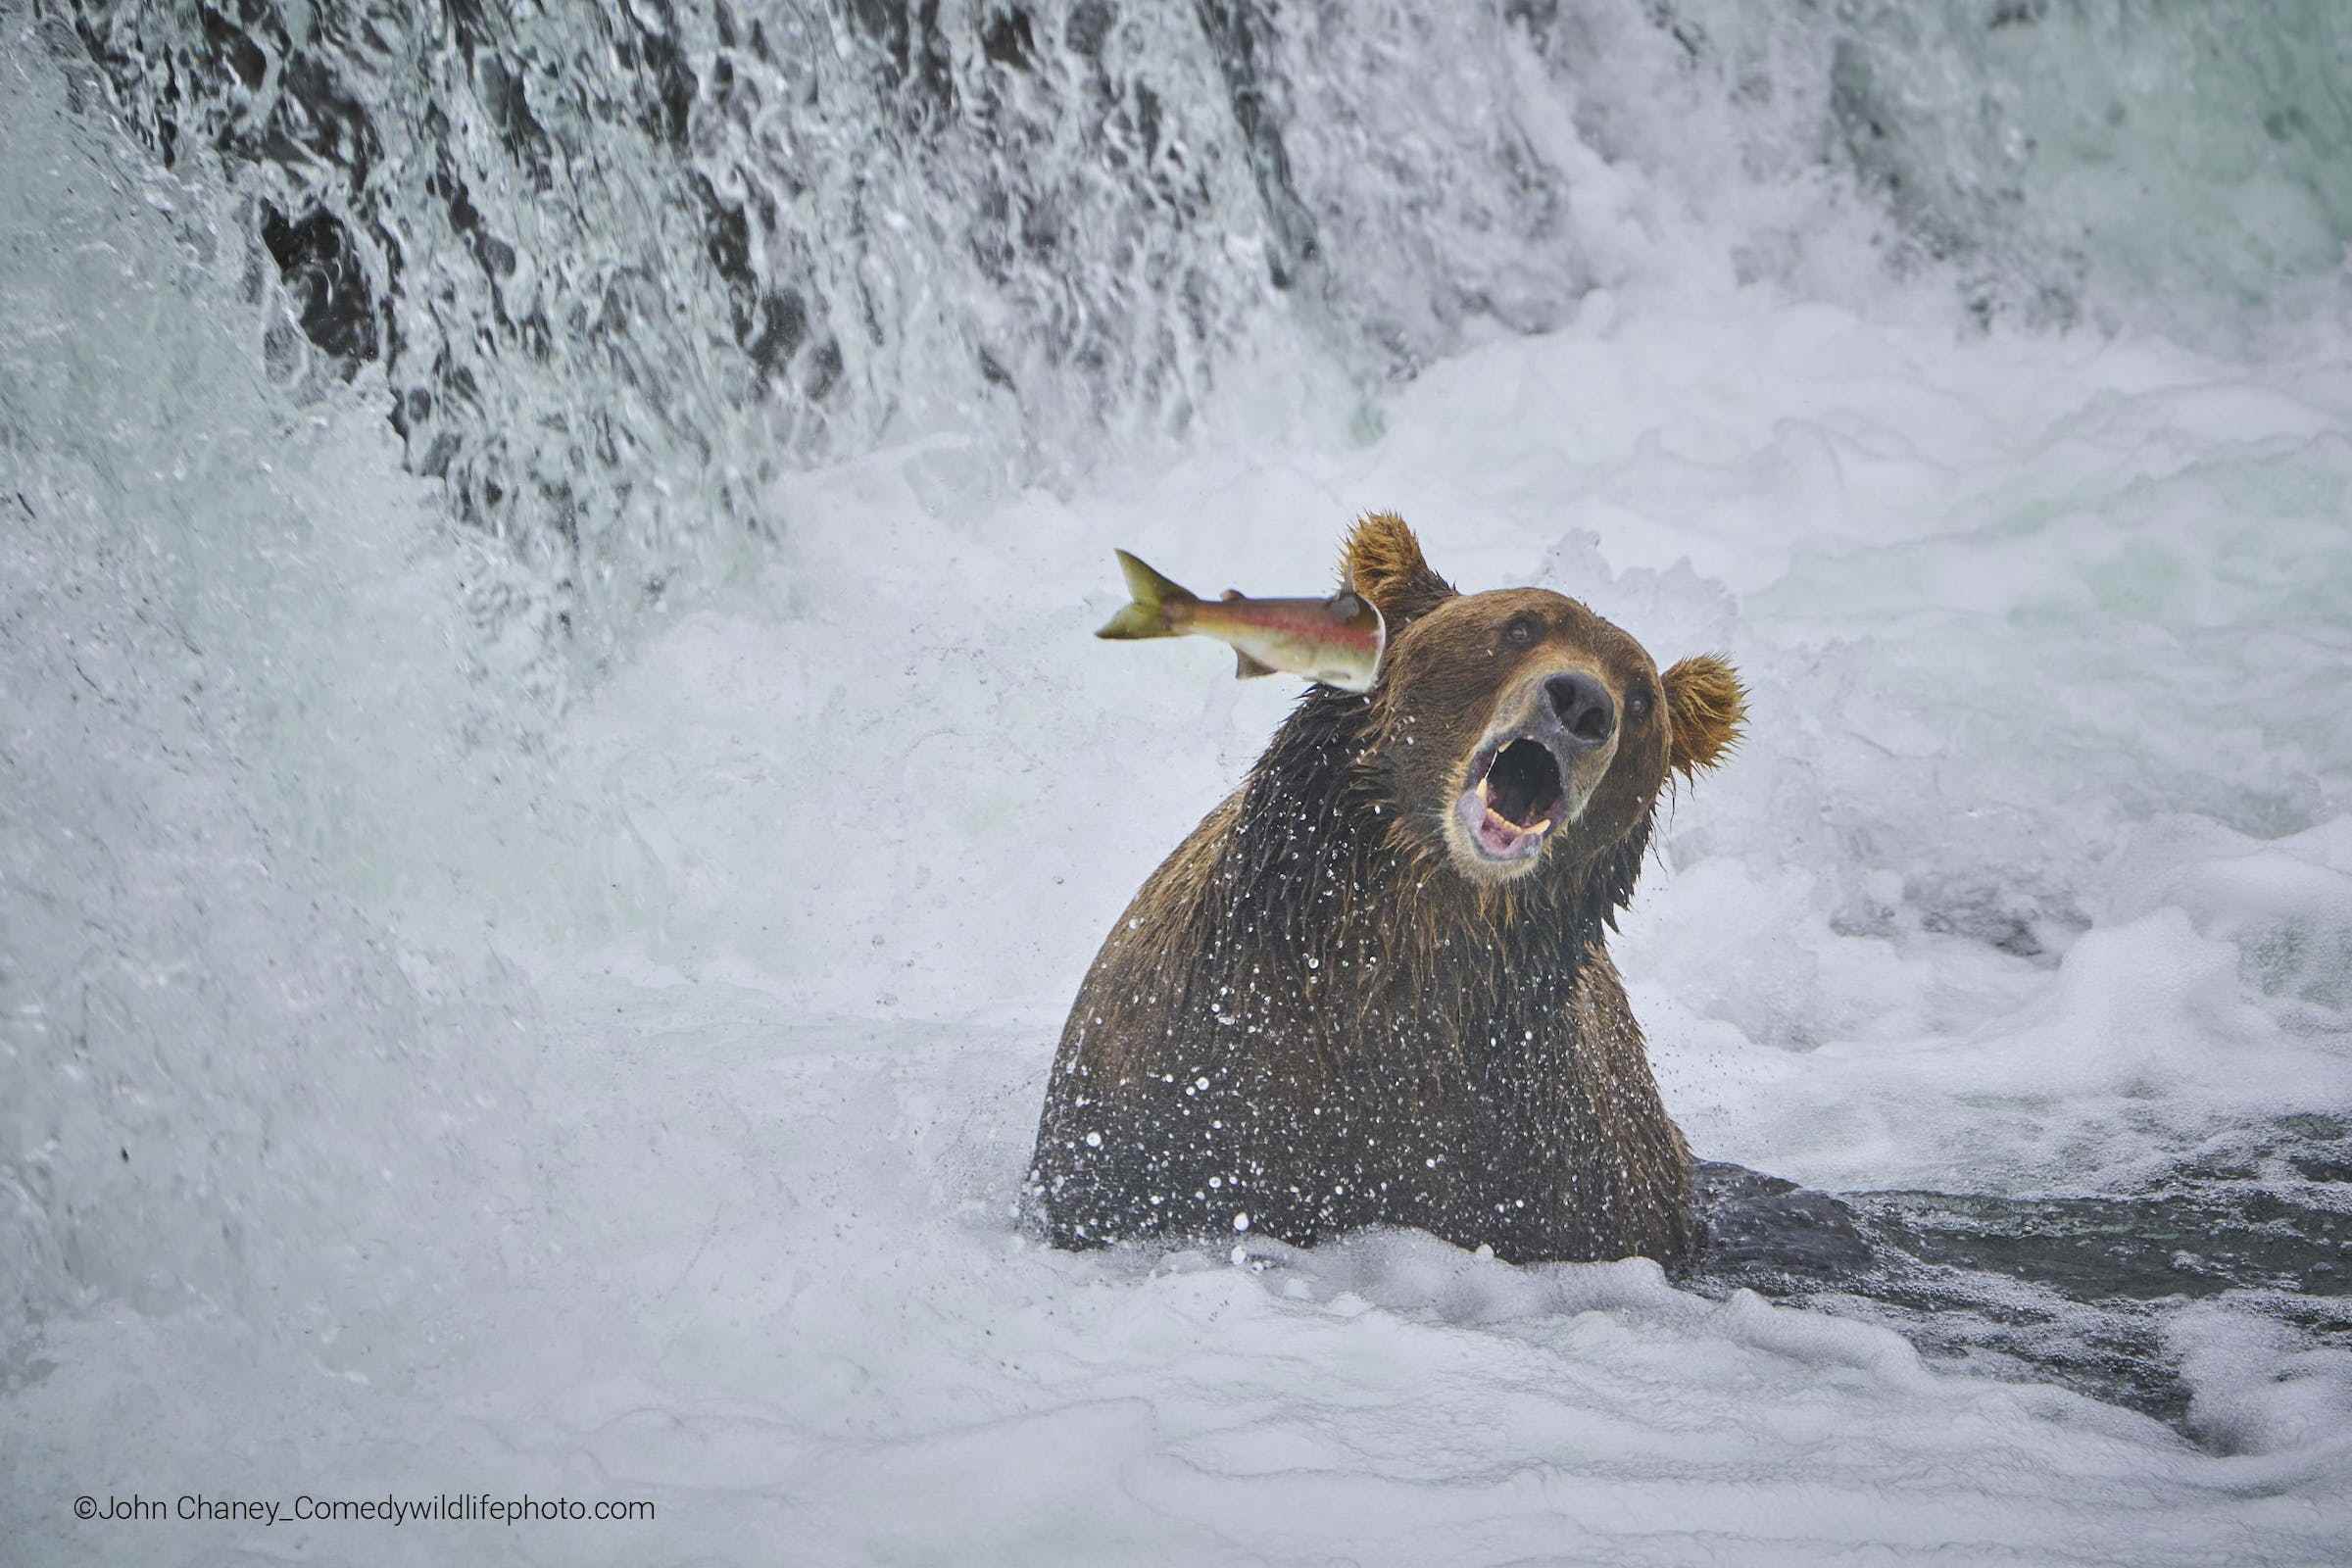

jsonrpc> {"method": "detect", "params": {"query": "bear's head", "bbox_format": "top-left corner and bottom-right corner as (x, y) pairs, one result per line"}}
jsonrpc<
(1343, 512), (1744, 891)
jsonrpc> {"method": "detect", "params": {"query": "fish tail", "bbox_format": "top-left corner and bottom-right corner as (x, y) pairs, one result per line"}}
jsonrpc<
(1096, 550), (1196, 640)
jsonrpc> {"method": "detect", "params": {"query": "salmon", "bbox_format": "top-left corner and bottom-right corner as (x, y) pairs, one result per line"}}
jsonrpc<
(1096, 550), (1386, 692)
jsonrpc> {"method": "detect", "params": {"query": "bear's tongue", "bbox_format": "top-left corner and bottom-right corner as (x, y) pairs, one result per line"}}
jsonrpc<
(1474, 807), (1538, 857)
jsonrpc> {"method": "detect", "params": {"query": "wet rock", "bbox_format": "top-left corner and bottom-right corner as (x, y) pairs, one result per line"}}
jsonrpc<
(259, 204), (377, 374)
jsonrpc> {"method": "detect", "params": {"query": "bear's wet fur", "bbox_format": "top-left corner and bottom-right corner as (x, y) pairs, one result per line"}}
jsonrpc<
(1028, 514), (1744, 1265)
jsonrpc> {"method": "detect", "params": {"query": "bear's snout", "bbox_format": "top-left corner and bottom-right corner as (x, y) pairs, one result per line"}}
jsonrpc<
(1544, 671), (1616, 748)
(1437, 660), (1627, 880)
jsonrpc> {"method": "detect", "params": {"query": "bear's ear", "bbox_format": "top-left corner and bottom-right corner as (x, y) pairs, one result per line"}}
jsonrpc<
(1662, 655), (1745, 781)
(1342, 511), (1456, 628)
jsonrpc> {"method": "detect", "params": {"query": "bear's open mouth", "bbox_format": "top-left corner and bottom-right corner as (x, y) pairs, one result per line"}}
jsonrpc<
(1454, 735), (1565, 861)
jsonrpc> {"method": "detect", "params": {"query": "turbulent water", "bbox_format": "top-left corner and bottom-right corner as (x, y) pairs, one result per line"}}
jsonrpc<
(5, 0), (2351, 1562)
(39, 0), (2352, 681)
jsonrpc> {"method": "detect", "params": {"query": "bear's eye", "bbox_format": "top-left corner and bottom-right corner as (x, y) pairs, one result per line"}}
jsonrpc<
(1501, 614), (1541, 650)
(1626, 685), (1654, 721)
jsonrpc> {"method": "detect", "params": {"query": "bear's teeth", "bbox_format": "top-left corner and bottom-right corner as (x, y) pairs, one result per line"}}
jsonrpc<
(1527, 818), (1553, 835)
(1476, 774), (1492, 804)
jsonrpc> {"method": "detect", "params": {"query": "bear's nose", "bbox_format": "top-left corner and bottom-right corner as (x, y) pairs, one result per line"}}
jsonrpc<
(1545, 672), (1615, 747)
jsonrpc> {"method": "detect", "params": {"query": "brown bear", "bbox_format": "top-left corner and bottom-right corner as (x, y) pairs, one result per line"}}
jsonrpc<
(1027, 513), (1744, 1265)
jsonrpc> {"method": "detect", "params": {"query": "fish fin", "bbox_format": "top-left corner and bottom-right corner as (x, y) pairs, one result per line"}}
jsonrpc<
(1097, 549), (1196, 640)
(1234, 650), (1278, 680)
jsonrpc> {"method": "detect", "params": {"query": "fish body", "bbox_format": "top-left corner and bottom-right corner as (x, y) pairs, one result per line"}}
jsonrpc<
(1097, 550), (1387, 692)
